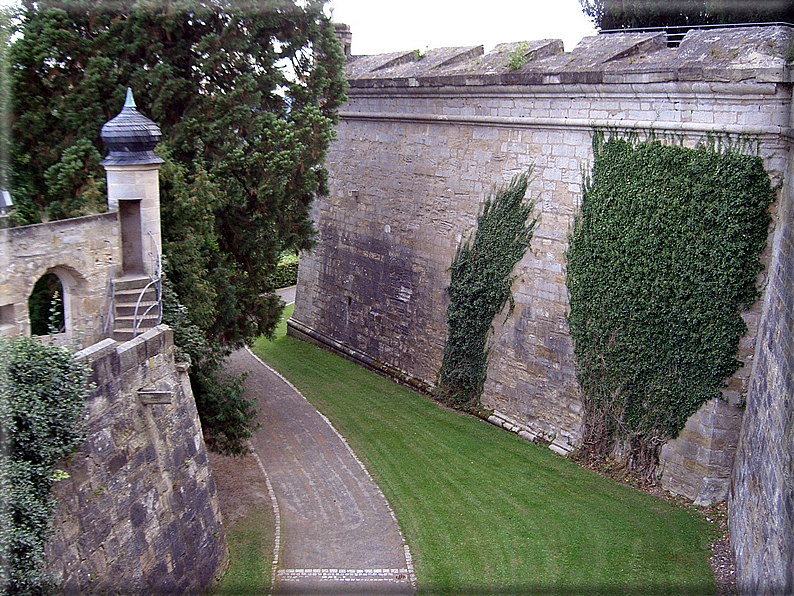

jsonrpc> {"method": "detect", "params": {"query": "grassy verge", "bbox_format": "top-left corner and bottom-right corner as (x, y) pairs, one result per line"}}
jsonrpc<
(211, 304), (294, 594)
(252, 319), (717, 595)
(209, 433), (277, 593)
(213, 510), (273, 595)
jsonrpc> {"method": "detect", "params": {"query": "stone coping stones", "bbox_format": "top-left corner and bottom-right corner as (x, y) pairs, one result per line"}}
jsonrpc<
(345, 26), (794, 88)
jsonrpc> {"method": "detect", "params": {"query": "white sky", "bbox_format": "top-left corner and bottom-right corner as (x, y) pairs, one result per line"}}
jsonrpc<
(1, 1), (598, 54)
(325, 0), (598, 55)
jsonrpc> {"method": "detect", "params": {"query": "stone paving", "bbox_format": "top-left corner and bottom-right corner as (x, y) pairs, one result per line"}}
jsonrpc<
(226, 290), (415, 594)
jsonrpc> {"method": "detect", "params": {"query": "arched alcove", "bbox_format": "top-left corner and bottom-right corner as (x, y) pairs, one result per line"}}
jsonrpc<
(28, 272), (65, 335)
(27, 267), (82, 340)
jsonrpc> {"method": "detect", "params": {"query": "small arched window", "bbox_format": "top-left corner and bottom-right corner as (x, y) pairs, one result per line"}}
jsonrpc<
(28, 273), (65, 336)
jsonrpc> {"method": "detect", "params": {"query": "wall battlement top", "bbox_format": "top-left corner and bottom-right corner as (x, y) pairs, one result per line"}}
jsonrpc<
(345, 26), (794, 89)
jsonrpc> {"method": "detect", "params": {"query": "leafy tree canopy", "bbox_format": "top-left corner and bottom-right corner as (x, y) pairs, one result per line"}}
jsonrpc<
(580, 0), (794, 30)
(9, 0), (347, 453)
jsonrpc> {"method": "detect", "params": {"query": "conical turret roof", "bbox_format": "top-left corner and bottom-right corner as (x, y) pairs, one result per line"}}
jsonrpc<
(101, 88), (163, 166)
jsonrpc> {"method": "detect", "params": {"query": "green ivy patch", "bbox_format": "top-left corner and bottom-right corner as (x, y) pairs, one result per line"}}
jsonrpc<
(566, 133), (774, 478)
(437, 171), (537, 411)
(0, 336), (89, 594)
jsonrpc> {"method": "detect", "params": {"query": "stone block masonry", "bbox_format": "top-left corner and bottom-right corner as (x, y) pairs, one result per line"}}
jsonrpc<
(0, 212), (120, 347)
(44, 326), (228, 594)
(728, 136), (794, 595)
(292, 26), (792, 491)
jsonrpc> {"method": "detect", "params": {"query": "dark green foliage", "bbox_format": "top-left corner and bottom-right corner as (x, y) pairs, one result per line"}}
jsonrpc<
(160, 277), (256, 456)
(273, 252), (299, 289)
(0, 8), (11, 192)
(0, 336), (89, 594)
(11, 0), (346, 345)
(27, 273), (63, 336)
(438, 172), (537, 411)
(10, 0), (347, 454)
(566, 133), (774, 477)
(580, 0), (794, 30)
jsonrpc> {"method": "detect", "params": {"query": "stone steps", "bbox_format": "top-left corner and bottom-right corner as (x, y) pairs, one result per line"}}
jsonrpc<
(112, 276), (161, 341)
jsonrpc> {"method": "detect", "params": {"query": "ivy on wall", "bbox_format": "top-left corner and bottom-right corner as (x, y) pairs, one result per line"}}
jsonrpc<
(0, 336), (89, 594)
(566, 133), (774, 479)
(438, 171), (537, 411)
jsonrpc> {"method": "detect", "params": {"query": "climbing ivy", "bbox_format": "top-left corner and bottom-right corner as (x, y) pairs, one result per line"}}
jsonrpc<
(438, 171), (537, 411)
(566, 133), (774, 479)
(0, 336), (89, 594)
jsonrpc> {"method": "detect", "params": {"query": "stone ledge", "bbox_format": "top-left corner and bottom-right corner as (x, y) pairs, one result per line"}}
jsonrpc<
(487, 410), (575, 456)
(345, 26), (793, 87)
(286, 317), (434, 394)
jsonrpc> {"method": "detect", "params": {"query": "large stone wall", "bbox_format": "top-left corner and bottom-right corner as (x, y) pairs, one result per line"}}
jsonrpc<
(728, 136), (794, 594)
(44, 326), (228, 594)
(292, 27), (792, 502)
(0, 212), (120, 347)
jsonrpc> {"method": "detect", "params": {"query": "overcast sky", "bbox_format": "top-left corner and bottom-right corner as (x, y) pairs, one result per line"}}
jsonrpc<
(1, 1), (598, 54)
(325, 0), (598, 55)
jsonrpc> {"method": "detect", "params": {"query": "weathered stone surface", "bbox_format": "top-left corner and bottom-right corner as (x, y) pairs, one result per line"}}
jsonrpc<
(0, 212), (120, 347)
(660, 398), (745, 505)
(344, 26), (793, 89)
(44, 327), (229, 594)
(291, 26), (794, 590)
(292, 27), (788, 478)
(729, 145), (794, 595)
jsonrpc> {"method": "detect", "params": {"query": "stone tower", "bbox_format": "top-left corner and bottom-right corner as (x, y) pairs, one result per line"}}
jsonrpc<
(101, 88), (163, 278)
(334, 23), (352, 59)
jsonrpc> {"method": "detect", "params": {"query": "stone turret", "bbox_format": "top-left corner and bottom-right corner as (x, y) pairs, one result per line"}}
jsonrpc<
(334, 22), (352, 59)
(101, 88), (163, 277)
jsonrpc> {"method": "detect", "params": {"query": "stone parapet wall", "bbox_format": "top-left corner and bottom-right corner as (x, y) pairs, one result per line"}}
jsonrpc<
(292, 27), (791, 501)
(0, 212), (120, 347)
(44, 326), (228, 594)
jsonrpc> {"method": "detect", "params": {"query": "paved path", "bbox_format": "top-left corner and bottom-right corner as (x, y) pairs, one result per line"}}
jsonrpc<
(226, 291), (415, 594)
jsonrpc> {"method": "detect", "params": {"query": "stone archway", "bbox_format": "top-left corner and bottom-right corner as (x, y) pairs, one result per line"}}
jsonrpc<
(26, 266), (83, 341)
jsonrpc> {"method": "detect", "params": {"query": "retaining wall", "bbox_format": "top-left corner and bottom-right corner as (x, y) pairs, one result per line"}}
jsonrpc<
(728, 133), (794, 595)
(44, 326), (228, 594)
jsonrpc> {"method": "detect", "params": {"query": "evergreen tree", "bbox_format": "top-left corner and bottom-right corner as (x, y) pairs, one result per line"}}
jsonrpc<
(9, 0), (347, 454)
(0, 7), (12, 192)
(580, 0), (794, 30)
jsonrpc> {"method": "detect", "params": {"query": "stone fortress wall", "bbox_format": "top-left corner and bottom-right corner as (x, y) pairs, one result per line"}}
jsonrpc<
(292, 25), (794, 592)
(729, 120), (794, 595)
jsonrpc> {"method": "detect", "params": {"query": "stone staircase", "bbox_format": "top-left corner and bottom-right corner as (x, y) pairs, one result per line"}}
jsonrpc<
(112, 275), (161, 342)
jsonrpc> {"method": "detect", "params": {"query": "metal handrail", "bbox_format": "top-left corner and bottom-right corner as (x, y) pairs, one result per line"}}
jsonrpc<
(103, 279), (115, 336)
(132, 232), (163, 338)
(102, 239), (116, 336)
(599, 21), (794, 47)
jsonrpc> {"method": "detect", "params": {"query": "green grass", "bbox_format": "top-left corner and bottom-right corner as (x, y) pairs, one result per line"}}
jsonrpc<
(213, 508), (273, 595)
(252, 316), (717, 595)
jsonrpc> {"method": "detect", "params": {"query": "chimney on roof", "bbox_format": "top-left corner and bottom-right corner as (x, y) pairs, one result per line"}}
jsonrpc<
(334, 23), (352, 59)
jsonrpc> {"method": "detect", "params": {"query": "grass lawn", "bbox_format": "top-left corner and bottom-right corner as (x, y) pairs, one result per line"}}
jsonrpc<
(209, 451), (275, 595)
(252, 307), (716, 595)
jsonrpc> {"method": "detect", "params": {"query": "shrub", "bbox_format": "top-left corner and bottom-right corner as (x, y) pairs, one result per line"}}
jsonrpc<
(0, 336), (89, 594)
(273, 252), (299, 289)
(160, 276), (257, 456)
